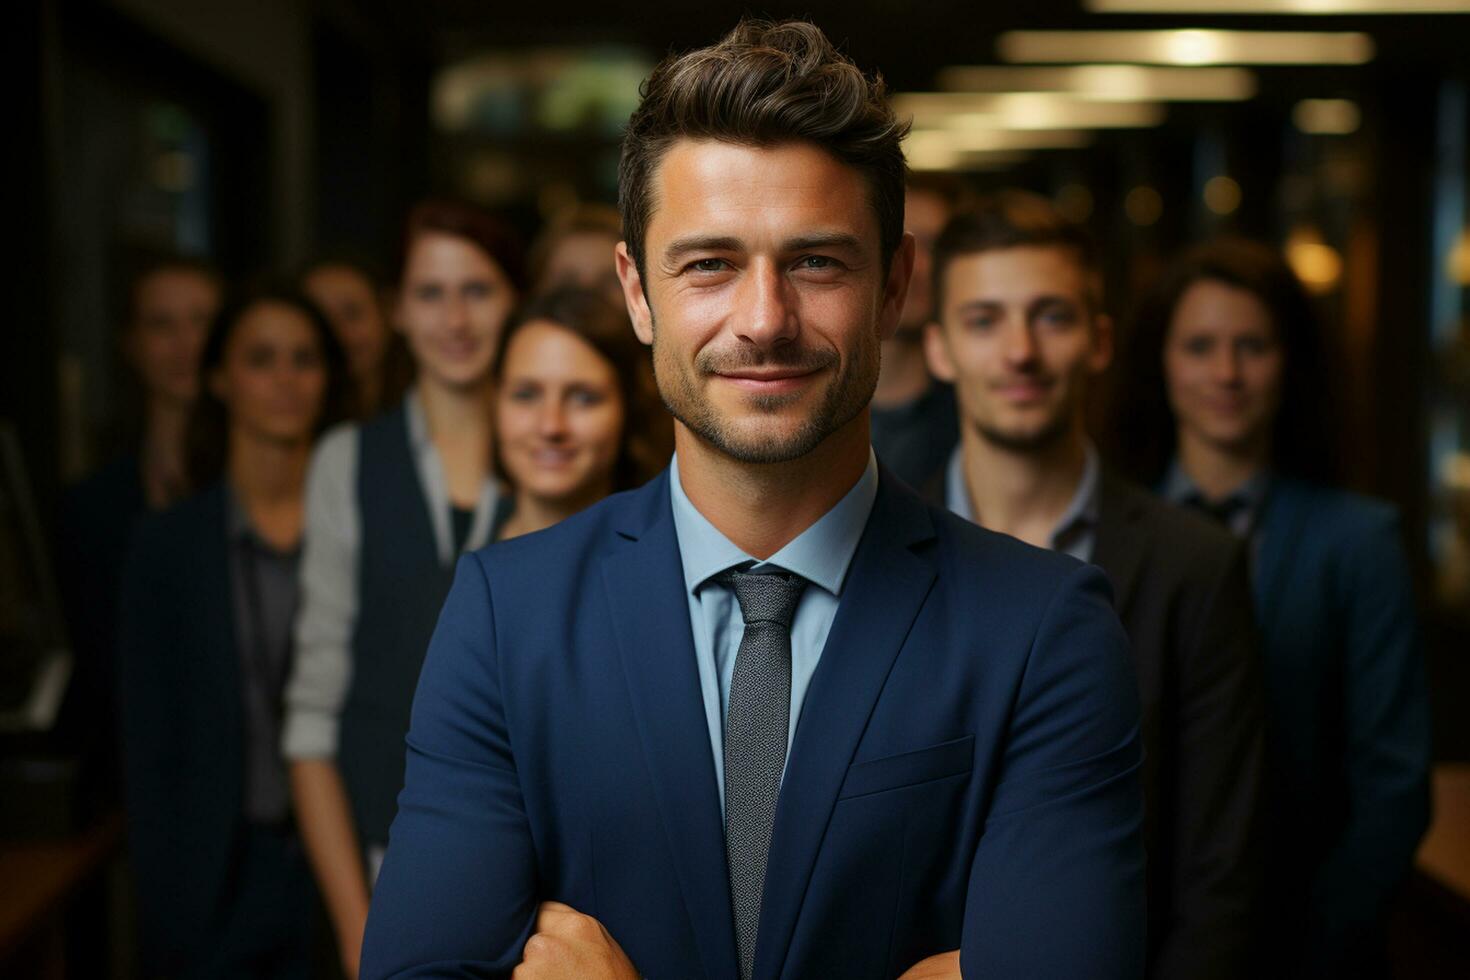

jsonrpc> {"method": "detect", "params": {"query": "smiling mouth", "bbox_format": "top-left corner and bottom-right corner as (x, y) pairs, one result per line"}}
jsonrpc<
(714, 369), (820, 393)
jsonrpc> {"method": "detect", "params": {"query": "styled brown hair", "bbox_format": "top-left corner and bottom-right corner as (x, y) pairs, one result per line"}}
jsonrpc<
(493, 287), (672, 492)
(1106, 237), (1341, 487)
(617, 19), (909, 277)
(931, 190), (1102, 315)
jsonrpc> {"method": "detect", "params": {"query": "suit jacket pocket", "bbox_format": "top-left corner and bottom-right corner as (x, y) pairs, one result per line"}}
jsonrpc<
(836, 734), (975, 801)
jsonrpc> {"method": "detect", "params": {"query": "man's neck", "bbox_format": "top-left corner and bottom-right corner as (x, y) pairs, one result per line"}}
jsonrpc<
(873, 333), (932, 410)
(140, 396), (192, 508)
(1176, 430), (1267, 501)
(960, 425), (1088, 550)
(675, 413), (871, 561)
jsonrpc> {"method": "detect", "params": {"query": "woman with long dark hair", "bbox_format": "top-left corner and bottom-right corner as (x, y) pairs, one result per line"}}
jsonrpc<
(492, 287), (671, 540)
(118, 285), (347, 979)
(1110, 238), (1431, 979)
(281, 199), (525, 978)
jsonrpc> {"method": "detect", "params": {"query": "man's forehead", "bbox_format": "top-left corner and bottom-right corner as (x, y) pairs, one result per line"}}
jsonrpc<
(646, 138), (879, 249)
(946, 245), (1089, 302)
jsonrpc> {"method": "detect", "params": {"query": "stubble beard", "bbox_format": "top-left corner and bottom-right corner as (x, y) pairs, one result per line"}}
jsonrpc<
(650, 315), (879, 465)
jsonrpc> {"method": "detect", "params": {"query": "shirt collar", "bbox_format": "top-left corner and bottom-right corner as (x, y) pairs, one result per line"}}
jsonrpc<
(668, 449), (880, 598)
(945, 441), (1101, 551)
(1159, 458), (1271, 511)
(403, 387), (432, 454)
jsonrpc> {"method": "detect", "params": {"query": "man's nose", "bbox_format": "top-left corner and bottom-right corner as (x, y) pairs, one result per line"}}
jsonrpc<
(733, 259), (798, 347)
(1213, 347), (1243, 384)
(1002, 319), (1040, 366)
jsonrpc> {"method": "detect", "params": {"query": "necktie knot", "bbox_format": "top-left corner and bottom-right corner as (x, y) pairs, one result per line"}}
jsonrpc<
(719, 568), (807, 629)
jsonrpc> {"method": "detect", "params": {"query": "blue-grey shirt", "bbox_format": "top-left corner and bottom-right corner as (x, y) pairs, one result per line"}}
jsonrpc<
(944, 443), (1101, 563)
(1159, 460), (1271, 541)
(669, 450), (880, 814)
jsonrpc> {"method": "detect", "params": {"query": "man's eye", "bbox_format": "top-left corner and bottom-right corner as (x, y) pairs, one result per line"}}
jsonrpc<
(690, 259), (726, 273)
(799, 255), (833, 270)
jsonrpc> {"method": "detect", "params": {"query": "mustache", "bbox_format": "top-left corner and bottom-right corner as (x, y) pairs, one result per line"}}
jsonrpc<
(695, 345), (838, 376)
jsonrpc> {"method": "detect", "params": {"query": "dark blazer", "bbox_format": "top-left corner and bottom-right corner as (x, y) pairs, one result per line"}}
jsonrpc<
(116, 484), (310, 978)
(1093, 475), (1267, 980)
(922, 468), (1268, 979)
(1250, 478), (1431, 977)
(361, 467), (1147, 980)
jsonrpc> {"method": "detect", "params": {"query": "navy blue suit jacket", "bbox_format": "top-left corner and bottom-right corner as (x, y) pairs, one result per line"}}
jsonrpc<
(361, 468), (1146, 980)
(117, 484), (248, 975)
(1251, 479), (1431, 975)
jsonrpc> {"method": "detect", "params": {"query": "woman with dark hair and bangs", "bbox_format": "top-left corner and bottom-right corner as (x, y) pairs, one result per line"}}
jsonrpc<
(1110, 238), (1431, 979)
(281, 199), (525, 978)
(491, 286), (672, 541)
(118, 284), (347, 979)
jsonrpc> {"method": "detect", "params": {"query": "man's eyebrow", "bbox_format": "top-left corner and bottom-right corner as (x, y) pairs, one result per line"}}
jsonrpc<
(782, 232), (864, 253)
(662, 235), (743, 262)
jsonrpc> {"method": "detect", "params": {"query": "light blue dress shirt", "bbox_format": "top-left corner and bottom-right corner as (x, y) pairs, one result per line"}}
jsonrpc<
(944, 442), (1101, 563)
(668, 450), (880, 814)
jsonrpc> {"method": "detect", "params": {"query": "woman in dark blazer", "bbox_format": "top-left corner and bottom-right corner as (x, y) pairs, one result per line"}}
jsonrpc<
(1111, 238), (1432, 979)
(118, 285), (347, 979)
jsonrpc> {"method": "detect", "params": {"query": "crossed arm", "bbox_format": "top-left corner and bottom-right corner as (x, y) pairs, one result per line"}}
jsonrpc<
(361, 559), (1143, 979)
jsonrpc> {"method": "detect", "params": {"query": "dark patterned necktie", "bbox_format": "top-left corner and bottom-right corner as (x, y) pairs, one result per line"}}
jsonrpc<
(718, 567), (808, 980)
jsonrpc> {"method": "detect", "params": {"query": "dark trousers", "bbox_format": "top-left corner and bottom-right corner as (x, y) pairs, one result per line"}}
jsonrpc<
(190, 824), (313, 980)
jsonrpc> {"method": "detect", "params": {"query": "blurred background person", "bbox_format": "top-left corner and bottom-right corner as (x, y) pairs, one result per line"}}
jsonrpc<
(302, 256), (392, 418)
(923, 193), (1266, 980)
(55, 255), (222, 802)
(117, 284), (347, 980)
(1112, 238), (1433, 979)
(492, 287), (671, 540)
(281, 199), (524, 979)
(870, 172), (969, 489)
(526, 202), (623, 305)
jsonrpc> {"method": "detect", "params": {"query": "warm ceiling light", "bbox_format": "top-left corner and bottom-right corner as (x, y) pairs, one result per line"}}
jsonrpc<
(1087, 1), (1470, 13)
(907, 128), (1095, 155)
(1293, 99), (1361, 135)
(1286, 228), (1344, 293)
(1203, 176), (1243, 215)
(998, 29), (1375, 65)
(892, 92), (1166, 130)
(937, 65), (1256, 102)
(1449, 229), (1470, 286)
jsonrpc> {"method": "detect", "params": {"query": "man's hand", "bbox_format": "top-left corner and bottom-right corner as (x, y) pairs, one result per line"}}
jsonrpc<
(512, 902), (640, 980)
(897, 950), (961, 979)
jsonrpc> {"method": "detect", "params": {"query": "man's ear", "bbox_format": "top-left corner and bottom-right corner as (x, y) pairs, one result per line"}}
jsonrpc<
(923, 320), (958, 384)
(878, 232), (917, 342)
(615, 242), (654, 347)
(1089, 312), (1115, 375)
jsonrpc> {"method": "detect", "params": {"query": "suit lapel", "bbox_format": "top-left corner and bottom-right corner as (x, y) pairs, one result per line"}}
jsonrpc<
(1253, 478), (1306, 635)
(754, 473), (938, 980)
(600, 473), (738, 980)
(1092, 474), (1152, 617)
(195, 485), (246, 749)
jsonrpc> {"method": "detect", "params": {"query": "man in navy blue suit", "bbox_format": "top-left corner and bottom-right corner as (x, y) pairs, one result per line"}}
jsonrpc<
(361, 19), (1146, 980)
